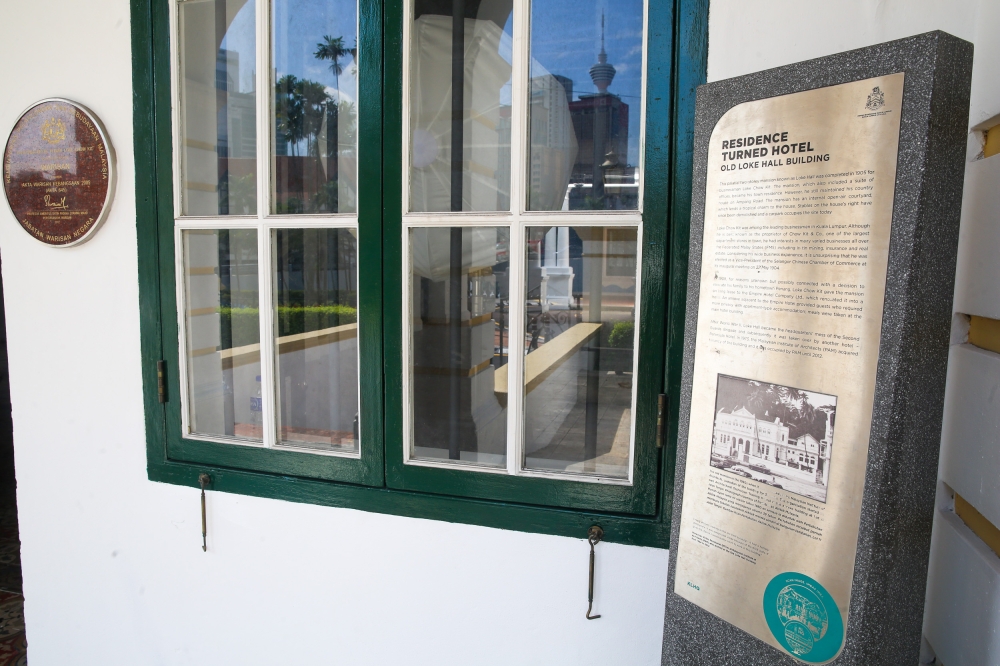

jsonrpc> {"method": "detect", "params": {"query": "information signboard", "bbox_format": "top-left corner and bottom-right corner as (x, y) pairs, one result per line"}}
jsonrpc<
(662, 32), (973, 666)
(673, 74), (903, 663)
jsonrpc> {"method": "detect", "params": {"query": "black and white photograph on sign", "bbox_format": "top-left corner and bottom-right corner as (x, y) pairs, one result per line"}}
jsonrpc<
(710, 375), (837, 503)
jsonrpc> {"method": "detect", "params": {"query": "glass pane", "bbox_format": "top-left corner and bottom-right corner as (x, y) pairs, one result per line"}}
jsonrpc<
(522, 226), (637, 478)
(527, 1), (644, 211)
(273, 228), (360, 453)
(183, 229), (262, 440)
(179, 0), (258, 216)
(409, 0), (513, 212)
(272, 0), (359, 214)
(409, 227), (510, 466)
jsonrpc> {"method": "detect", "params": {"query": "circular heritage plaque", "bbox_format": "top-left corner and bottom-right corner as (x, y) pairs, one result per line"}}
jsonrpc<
(3, 99), (116, 247)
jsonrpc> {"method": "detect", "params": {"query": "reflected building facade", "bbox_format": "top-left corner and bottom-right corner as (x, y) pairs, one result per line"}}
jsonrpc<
(527, 74), (578, 211)
(569, 18), (636, 210)
(215, 48), (257, 214)
(521, 16), (637, 212)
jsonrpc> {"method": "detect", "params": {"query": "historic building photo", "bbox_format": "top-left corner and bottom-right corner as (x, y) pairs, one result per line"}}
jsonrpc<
(710, 375), (837, 503)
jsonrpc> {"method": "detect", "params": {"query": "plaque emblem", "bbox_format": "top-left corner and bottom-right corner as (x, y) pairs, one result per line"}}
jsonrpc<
(3, 99), (116, 247)
(763, 572), (844, 663)
(776, 585), (829, 654)
(40, 116), (66, 145)
(865, 86), (886, 111)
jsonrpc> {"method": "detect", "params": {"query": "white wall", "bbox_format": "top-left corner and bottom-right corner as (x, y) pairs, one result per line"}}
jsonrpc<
(708, 0), (999, 125)
(0, 1), (669, 664)
(707, 2), (1000, 664)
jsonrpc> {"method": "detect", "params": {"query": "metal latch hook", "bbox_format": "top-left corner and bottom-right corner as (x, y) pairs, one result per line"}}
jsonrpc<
(586, 525), (604, 620)
(199, 473), (210, 552)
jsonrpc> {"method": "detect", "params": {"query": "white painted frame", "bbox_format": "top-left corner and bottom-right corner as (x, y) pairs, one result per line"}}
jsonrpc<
(399, 0), (648, 485)
(170, 0), (363, 459)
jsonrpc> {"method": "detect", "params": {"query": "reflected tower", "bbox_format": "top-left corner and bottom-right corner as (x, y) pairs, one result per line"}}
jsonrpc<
(589, 13), (616, 94)
(567, 13), (631, 209)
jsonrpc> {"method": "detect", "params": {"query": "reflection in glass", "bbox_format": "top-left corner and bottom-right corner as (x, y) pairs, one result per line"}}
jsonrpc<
(528, 2), (644, 210)
(273, 229), (360, 453)
(409, 227), (510, 466)
(179, 0), (258, 215)
(409, 0), (513, 212)
(522, 226), (638, 478)
(273, 0), (359, 214)
(183, 229), (262, 440)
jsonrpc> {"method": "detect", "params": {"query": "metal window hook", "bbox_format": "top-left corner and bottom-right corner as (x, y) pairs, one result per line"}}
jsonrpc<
(586, 525), (604, 620)
(198, 473), (211, 552)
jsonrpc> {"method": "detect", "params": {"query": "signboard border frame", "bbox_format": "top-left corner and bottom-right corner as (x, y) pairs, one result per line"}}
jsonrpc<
(663, 31), (973, 665)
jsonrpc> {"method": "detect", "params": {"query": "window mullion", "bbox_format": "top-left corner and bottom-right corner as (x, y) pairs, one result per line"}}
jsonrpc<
(505, 223), (525, 476)
(256, 0), (277, 449)
(258, 226), (277, 448)
(511, 0), (530, 218)
(168, 0), (183, 219)
(400, 0), (413, 215)
(637, 0), (650, 211)
(256, 0), (271, 218)
(627, 222), (644, 483)
(400, 222), (412, 465)
(173, 224), (193, 438)
(505, 0), (530, 475)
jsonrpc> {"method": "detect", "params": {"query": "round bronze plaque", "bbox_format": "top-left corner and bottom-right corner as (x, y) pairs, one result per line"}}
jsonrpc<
(3, 99), (116, 247)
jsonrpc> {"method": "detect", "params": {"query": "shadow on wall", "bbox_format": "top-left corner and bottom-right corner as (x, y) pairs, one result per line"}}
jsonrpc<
(0, 261), (26, 664)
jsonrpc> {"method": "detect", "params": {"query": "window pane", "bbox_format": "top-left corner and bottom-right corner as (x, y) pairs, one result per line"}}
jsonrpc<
(273, 228), (360, 453)
(179, 0), (258, 216)
(409, 227), (510, 466)
(522, 226), (637, 478)
(183, 229), (262, 440)
(527, 2), (643, 211)
(409, 0), (513, 212)
(272, 0), (358, 214)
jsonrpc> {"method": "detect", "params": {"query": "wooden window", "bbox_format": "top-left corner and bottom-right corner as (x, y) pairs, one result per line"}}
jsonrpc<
(165, 0), (382, 484)
(132, 0), (705, 546)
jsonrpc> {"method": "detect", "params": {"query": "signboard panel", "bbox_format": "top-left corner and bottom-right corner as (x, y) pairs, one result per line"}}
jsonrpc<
(672, 74), (904, 663)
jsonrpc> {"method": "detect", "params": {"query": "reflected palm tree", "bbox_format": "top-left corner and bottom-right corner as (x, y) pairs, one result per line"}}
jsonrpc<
(275, 74), (330, 158)
(275, 73), (306, 156)
(271, 37), (359, 213)
(314, 35), (352, 100)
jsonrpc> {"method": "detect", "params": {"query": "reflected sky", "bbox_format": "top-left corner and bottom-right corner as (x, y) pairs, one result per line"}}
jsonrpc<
(531, 0), (645, 167)
(218, 0), (644, 166)
(215, 0), (359, 103)
(225, 1), (257, 92)
(274, 0), (359, 104)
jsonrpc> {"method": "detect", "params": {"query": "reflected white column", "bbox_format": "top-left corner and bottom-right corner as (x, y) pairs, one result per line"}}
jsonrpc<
(544, 227), (556, 266)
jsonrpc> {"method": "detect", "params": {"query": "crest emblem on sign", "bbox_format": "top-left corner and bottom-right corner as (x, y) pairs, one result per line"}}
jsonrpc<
(865, 86), (885, 111)
(41, 117), (66, 144)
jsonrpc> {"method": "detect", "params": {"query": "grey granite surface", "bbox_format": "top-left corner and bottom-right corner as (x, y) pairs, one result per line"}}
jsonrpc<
(662, 31), (973, 665)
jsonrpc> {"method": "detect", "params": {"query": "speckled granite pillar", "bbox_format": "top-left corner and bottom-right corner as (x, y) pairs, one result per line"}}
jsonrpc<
(663, 31), (973, 665)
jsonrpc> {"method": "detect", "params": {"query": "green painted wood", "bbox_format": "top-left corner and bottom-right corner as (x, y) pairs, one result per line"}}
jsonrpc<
(133, 0), (167, 476)
(132, 0), (709, 549)
(382, 0), (674, 516)
(147, 460), (671, 547)
(150, 0), (178, 479)
(149, 0), (384, 486)
(660, 0), (709, 524)
(355, 0), (388, 486)
(381, 0), (406, 491)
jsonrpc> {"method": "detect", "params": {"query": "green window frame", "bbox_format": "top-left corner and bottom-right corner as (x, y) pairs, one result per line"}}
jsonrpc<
(162, 0), (385, 487)
(132, 0), (708, 547)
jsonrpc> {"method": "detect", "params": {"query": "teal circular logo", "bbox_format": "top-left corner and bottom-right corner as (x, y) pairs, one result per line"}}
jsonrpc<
(763, 572), (844, 663)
